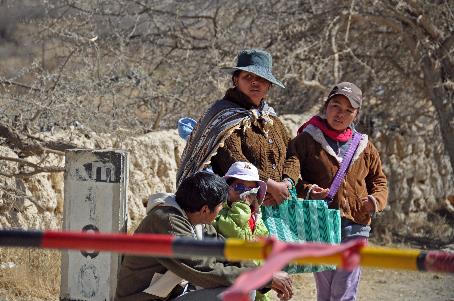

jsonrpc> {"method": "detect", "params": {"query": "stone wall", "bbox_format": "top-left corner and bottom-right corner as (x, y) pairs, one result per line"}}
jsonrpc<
(369, 115), (454, 241)
(0, 115), (453, 241)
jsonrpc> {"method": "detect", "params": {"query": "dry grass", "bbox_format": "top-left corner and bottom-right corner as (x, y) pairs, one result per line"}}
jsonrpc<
(0, 248), (60, 300)
(0, 218), (140, 300)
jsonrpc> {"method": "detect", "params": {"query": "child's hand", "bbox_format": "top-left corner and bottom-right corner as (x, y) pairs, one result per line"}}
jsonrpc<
(310, 185), (329, 199)
(239, 187), (260, 205)
(250, 198), (260, 211)
(262, 194), (276, 206)
(271, 271), (293, 300)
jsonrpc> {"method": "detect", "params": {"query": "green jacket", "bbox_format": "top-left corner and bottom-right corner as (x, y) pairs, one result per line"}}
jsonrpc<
(212, 201), (270, 301)
(213, 201), (269, 240)
(115, 193), (255, 301)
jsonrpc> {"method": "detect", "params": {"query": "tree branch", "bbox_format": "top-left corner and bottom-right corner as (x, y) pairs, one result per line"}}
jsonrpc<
(350, 14), (401, 33)
(0, 123), (79, 157)
(0, 156), (64, 178)
(0, 80), (41, 92)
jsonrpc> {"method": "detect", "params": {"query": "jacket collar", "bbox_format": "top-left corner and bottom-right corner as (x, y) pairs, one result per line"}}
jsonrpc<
(223, 87), (257, 110)
(303, 124), (368, 163)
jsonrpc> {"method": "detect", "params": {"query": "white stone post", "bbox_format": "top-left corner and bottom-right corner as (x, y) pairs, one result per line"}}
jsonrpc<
(61, 150), (128, 301)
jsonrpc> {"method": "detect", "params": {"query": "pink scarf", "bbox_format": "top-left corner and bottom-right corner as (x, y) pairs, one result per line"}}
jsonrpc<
(297, 116), (352, 142)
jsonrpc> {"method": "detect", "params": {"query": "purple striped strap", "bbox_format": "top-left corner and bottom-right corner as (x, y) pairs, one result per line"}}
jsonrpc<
(326, 132), (362, 204)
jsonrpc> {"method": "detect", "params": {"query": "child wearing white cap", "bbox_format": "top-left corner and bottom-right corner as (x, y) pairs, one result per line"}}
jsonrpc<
(212, 161), (272, 301)
(213, 161), (268, 240)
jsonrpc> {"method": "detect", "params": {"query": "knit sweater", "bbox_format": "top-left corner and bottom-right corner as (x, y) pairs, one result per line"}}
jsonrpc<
(210, 88), (300, 183)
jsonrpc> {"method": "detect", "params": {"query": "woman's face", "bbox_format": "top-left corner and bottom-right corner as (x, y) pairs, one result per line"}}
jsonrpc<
(325, 95), (358, 131)
(235, 71), (271, 106)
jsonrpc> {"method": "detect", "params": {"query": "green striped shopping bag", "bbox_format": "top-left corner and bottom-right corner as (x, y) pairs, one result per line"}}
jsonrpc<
(262, 188), (341, 273)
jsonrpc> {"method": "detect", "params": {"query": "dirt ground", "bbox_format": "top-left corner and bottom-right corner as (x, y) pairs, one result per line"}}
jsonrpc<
(1, 269), (452, 301)
(0, 268), (453, 301)
(0, 244), (453, 301)
(270, 268), (454, 301)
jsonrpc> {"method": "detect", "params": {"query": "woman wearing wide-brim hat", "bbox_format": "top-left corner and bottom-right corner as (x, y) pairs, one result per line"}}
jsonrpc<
(177, 49), (300, 207)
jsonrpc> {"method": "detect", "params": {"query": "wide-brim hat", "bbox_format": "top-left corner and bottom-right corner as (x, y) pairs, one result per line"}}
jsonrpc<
(223, 161), (267, 202)
(222, 49), (285, 89)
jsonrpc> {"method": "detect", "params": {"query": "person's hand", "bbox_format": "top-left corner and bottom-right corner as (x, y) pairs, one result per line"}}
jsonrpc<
(242, 194), (257, 206)
(360, 196), (375, 215)
(262, 194), (276, 206)
(249, 198), (260, 211)
(283, 178), (293, 189)
(266, 179), (290, 205)
(271, 271), (293, 300)
(310, 185), (329, 199)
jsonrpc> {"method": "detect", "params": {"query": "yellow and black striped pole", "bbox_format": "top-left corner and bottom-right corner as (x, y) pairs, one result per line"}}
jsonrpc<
(0, 229), (452, 273)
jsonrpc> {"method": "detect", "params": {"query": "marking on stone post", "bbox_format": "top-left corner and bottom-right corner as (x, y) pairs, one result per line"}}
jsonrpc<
(84, 188), (97, 221)
(78, 263), (99, 298)
(80, 224), (100, 259)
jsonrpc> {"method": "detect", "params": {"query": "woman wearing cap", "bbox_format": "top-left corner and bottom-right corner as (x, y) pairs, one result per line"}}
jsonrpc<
(177, 49), (299, 206)
(289, 82), (388, 301)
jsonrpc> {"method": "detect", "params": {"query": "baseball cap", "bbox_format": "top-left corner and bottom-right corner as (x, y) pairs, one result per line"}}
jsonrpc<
(223, 161), (267, 202)
(328, 82), (363, 109)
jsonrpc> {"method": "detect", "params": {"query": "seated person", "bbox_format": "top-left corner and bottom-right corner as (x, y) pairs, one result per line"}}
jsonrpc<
(115, 172), (293, 301)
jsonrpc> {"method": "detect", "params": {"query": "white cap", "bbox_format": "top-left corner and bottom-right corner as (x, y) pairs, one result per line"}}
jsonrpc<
(223, 162), (267, 202)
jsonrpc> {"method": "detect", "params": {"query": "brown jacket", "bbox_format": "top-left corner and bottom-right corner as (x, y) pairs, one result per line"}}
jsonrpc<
(210, 89), (300, 184)
(289, 125), (388, 225)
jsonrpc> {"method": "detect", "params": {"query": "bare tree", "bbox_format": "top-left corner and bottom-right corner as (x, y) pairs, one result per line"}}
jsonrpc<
(348, 0), (454, 172)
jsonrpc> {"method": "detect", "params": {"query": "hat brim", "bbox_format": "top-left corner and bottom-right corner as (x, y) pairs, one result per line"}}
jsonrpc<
(224, 175), (267, 202)
(328, 92), (361, 109)
(222, 66), (285, 89)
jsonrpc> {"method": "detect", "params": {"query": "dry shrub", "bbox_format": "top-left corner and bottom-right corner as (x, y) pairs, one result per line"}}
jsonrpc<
(0, 248), (60, 300)
(373, 210), (454, 249)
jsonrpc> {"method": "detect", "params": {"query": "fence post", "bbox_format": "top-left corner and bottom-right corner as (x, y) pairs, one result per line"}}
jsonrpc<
(60, 149), (128, 301)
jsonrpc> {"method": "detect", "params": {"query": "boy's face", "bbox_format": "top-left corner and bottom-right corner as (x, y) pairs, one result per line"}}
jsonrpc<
(188, 202), (224, 225)
(228, 178), (259, 204)
(199, 202), (224, 224)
